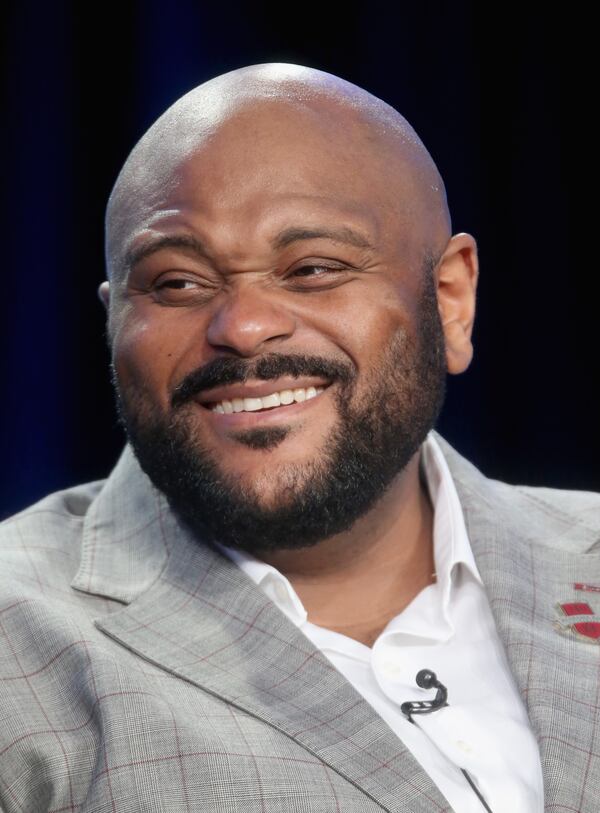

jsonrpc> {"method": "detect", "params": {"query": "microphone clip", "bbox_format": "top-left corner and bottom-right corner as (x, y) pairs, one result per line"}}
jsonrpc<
(400, 669), (448, 722)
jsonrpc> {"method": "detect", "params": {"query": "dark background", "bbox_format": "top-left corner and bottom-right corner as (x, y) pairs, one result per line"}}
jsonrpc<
(1, 2), (597, 519)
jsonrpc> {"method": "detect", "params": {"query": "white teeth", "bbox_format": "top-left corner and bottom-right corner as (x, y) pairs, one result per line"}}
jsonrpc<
(211, 385), (327, 413)
(261, 393), (281, 408)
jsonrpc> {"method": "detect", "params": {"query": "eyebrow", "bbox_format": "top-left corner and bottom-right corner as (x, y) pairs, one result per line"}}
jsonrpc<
(122, 224), (374, 273)
(124, 234), (209, 270)
(271, 226), (374, 251)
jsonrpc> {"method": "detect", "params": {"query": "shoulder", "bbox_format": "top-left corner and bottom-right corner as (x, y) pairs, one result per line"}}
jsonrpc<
(0, 478), (105, 594)
(512, 483), (600, 529)
(432, 432), (600, 552)
(0, 477), (104, 538)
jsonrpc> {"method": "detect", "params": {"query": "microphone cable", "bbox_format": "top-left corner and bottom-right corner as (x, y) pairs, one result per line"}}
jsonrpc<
(401, 669), (493, 813)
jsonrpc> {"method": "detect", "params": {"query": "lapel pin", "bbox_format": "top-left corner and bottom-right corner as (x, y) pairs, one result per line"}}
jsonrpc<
(554, 600), (600, 644)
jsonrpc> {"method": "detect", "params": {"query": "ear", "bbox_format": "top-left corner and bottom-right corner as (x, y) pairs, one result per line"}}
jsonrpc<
(435, 233), (479, 375)
(98, 281), (110, 310)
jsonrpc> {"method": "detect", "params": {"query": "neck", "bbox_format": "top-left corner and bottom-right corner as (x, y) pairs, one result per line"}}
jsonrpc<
(256, 450), (434, 647)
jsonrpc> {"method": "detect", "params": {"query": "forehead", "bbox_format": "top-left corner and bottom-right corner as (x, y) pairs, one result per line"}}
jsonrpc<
(111, 99), (429, 271)
(188, 103), (406, 201)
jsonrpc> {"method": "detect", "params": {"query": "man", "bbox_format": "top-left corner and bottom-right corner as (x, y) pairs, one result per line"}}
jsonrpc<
(0, 63), (598, 813)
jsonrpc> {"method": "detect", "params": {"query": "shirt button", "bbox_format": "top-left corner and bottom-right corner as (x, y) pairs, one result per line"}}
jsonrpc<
(456, 740), (473, 754)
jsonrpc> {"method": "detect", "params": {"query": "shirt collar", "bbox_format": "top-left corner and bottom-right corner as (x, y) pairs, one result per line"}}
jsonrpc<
(217, 432), (484, 630)
(421, 432), (484, 594)
(218, 544), (308, 626)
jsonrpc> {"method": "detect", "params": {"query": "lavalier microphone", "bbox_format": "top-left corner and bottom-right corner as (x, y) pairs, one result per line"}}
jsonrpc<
(400, 669), (448, 721)
(400, 669), (494, 812)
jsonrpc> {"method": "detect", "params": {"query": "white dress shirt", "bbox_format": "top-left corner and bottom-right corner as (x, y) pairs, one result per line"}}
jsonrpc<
(219, 433), (544, 812)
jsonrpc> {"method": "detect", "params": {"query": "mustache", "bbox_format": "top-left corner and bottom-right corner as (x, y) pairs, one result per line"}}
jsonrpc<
(171, 353), (354, 408)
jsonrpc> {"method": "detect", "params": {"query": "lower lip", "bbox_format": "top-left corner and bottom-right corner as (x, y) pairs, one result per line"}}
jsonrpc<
(199, 388), (330, 429)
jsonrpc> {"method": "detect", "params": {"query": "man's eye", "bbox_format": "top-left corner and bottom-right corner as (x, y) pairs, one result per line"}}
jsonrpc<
(293, 265), (335, 277)
(286, 264), (352, 290)
(157, 278), (197, 289)
(151, 275), (217, 305)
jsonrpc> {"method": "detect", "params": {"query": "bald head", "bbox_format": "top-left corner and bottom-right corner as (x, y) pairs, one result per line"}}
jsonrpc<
(105, 63), (451, 283)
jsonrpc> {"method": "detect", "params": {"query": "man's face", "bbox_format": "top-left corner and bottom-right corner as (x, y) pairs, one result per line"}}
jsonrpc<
(107, 103), (449, 552)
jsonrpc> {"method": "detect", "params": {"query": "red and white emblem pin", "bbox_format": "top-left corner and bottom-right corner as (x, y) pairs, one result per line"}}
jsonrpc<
(554, 601), (600, 644)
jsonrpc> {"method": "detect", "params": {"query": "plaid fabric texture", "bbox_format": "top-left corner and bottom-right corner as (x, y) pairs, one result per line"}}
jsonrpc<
(1, 432), (599, 812)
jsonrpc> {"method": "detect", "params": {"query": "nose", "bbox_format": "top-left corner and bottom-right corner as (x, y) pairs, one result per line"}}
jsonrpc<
(206, 287), (297, 357)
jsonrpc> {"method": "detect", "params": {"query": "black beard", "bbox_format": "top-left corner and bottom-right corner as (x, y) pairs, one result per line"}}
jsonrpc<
(112, 268), (447, 555)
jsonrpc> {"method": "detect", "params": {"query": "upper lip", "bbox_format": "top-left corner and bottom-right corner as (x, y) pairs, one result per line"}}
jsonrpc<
(195, 377), (331, 405)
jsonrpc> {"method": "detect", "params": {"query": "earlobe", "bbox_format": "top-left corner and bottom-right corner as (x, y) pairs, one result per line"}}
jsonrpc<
(435, 233), (479, 376)
(98, 281), (110, 310)
(443, 321), (474, 373)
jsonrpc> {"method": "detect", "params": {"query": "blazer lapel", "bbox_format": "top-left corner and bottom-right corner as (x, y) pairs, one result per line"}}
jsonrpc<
(75, 446), (451, 813)
(437, 434), (600, 811)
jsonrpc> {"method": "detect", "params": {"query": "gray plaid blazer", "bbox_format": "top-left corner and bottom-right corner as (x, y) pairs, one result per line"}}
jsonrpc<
(1, 432), (599, 812)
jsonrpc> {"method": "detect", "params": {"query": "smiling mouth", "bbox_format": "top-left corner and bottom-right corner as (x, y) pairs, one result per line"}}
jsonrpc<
(207, 385), (327, 414)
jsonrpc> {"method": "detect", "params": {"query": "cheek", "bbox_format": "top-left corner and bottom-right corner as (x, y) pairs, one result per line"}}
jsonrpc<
(111, 312), (182, 408)
(303, 283), (417, 373)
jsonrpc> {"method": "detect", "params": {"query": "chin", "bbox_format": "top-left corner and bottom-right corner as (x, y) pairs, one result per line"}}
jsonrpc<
(222, 459), (317, 505)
